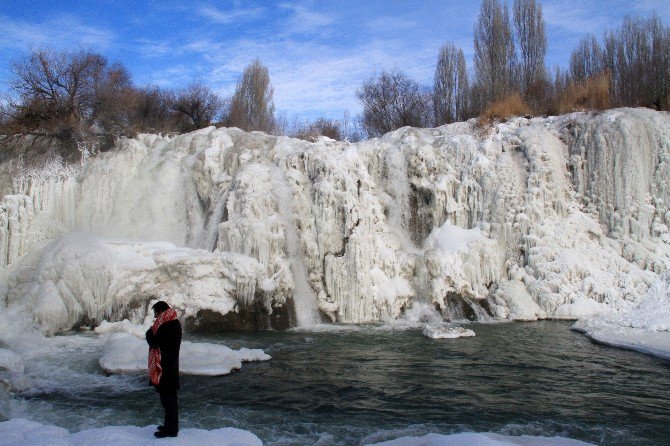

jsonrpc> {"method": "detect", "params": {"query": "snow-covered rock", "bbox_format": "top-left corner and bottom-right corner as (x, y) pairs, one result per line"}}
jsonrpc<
(99, 333), (270, 375)
(0, 109), (669, 334)
(0, 418), (263, 446)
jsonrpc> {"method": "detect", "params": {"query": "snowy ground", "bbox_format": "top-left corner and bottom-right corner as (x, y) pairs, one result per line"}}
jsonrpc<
(0, 418), (263, 446)
(0, 419), (595, 446)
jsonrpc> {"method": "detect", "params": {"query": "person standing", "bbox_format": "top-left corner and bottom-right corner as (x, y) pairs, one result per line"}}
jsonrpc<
(146, 300), (182, 438)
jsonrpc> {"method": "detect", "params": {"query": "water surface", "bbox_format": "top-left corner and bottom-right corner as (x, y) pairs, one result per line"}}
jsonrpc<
(12, 321), (670, 445)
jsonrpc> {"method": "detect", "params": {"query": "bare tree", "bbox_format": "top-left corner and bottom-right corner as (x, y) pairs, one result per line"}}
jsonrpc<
(600, 15), (670, 109)
(93, 62), (136, 141)
(357, 70), (432, 137)
(172, 81), (223, 131)
(434, 43), (469, 125)
(10, 49), (109, 140)
(225, 59), (276, 133)
(513, 0), (547, 96)
(130, 87), (177, 134)
(473, 0), (517, 110)
(569, 35), (604, 83)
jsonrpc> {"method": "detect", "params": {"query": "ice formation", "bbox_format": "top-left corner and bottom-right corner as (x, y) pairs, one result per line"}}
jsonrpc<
(0, 418), (263, 446)
(0, 108), (669, 336)
(0, 419), (598, 446)
(572, 272), (670, 359)
(99, 332), (271, 375)
(366, 432), (593, 446)
(423, 325), (476, 339)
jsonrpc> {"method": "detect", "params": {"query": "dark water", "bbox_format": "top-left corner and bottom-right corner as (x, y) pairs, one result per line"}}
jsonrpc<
(16, 321), (670, 445)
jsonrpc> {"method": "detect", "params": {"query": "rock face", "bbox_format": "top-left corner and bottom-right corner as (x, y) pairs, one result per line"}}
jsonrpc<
(0, 108), (669, 333)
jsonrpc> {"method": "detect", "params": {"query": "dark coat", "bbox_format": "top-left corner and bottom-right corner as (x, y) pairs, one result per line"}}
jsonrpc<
(146, 319), (182, 391)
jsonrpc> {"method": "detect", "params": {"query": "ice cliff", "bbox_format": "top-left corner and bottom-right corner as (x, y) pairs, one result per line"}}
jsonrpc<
(1, 108), (669, 334)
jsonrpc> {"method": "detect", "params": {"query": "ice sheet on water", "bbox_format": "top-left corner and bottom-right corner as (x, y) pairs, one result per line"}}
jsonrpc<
(99, 333), (270, 376)
(423, 325), (476, 339)
(572, 273), (670, 360)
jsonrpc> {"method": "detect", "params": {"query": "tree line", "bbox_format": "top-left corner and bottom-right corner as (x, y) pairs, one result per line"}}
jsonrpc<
(360, 0), (670, 137)
(1, 0), (669, 161)
(0, 53), (280, 158)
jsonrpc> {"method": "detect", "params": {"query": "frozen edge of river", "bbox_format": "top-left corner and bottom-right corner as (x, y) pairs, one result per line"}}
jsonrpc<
(572, 322), (670, 361)
(0, 418), (595, 446)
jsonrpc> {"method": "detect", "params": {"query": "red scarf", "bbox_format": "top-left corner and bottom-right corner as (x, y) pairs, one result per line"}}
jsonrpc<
(148, 308), (178, 386)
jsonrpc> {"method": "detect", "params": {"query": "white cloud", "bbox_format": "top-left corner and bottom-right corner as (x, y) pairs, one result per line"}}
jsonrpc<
(366, 16), (418, 34)
(0, 14), (115, 51)
(162, 31), (440, 119)
(542, 1), (611, 35)
(197, 5), (265, 24)
(278, 3), (336, 35)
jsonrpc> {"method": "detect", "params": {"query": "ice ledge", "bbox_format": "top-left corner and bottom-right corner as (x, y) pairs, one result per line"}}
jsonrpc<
(0, 419), (596, 446)
(366, 432), (593, 445)
(572, 321), (670, 361)
(0, 418), (263, 446)
(99, 333), (270, 376)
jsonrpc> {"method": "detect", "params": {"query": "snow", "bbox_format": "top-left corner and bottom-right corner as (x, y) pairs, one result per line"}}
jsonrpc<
(0, 348), (24, 374)
(0, 108), (668, 335)
(99, 333), (270, 376)
(366, 432), (593, 446)
(0, 418), (263, 446)
(423, 325), (476, 339)
(572, 273), (670, 360)
(94, 319), (150, 338)
(0, 420), (595, 446)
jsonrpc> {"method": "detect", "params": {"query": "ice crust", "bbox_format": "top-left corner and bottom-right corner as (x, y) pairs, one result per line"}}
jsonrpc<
(423, 325), (476, 339)
(367, 432), (593, 446)
(0, 419), (595, 446)
(0, 109), (669, 335)
(572, 272), (670, 359)
(0, 418), (263, 446)
(99, 332), (270, 375)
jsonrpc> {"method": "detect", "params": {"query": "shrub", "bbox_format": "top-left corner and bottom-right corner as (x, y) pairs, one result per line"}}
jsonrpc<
(551, 73), (610, 115)
(479, 93), (532, 125)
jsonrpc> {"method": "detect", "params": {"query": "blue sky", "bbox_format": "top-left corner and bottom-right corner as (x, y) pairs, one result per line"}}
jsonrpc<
(0, 1), (668, 121)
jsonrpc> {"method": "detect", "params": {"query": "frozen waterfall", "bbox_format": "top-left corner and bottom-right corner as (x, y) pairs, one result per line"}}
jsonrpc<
(0, 108), (669, 335)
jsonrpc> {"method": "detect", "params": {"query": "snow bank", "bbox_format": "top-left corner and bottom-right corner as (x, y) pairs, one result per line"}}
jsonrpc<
(572, 273), (670, 360)
(423, 325), (476, 339)
(1, 109), (669, 331)
(366, 432), (593, 446)
(0, 418), (263, 446)
(99, 333), (270, 375)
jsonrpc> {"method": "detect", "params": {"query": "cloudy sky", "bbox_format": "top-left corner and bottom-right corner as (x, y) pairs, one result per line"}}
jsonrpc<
(0, 0), (667, 121)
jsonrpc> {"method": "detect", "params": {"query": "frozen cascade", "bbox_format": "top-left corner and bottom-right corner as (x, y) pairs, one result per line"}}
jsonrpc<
(0, 109), (669, 335)
(385, 145), (418, 251)
(270, 166), (321, 327)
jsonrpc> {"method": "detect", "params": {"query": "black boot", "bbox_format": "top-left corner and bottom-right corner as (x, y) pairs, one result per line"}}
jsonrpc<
(154, 430), (178, 438)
